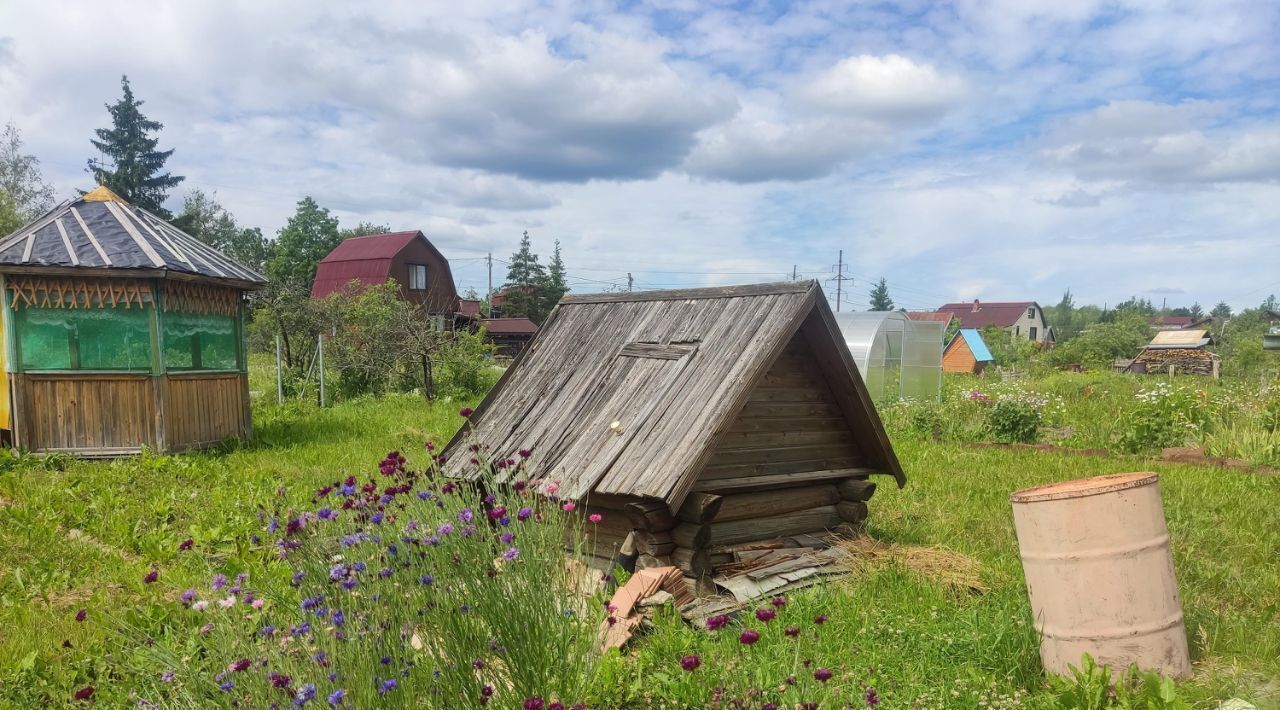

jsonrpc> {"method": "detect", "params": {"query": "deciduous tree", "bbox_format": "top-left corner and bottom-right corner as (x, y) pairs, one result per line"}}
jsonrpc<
(1, 122), (55, 218)
(267, 197), (341, 292)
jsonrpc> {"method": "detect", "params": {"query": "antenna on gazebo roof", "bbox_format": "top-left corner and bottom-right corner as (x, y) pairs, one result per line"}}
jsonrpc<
(82, 184), (126, 203)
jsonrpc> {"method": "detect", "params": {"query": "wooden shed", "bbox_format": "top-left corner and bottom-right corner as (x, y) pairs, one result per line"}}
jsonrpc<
(0, 186), (266, 455)
(943, 328), (995, 374)
(440, 281), (904, 578)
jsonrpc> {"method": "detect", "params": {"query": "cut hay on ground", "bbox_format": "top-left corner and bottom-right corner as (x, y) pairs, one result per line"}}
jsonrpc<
(838, 537), (987, 595)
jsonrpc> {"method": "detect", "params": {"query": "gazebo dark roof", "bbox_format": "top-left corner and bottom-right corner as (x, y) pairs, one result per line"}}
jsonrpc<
(0, 186), (266, 288)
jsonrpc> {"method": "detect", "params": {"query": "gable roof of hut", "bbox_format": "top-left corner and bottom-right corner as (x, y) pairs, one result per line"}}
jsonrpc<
(948, 329), (994, 362)
(440, 280), (904, 507)
(0, 185), (266, 288)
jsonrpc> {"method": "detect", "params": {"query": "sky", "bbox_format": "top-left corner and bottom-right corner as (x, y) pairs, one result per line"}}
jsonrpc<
(1, 0), (1278, 311)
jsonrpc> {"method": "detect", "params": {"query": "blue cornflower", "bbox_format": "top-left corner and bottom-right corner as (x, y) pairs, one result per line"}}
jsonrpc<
(380, 656), (392, 665)
(387, 544), (398, 556)
(352, 561), (367, 573)
(291, 571), (306, 586)
(291, 622), (311, 637)
(419, 574), (434, 586)
(378, 679), (397, 695)
(295, 683), (317, 706)
(219, 680), (235, 692)
(371, 512), (384, 525)
(436, 522), (454, 535)
(332, 610), (345, 626)
(417, 490), (431, 500)
(301, 595), (324, 611)
(327, 689), (345, 706)
(340, 578), (358, 591)
(268, 518), (280, 533)
(317, 508), (335, 520)
(260, 625), (276, 636)
(338, 483), (356, 496)
(503, 547), (520, 561)
(329, 564), (346, 582)
(379, 568), (393, 578)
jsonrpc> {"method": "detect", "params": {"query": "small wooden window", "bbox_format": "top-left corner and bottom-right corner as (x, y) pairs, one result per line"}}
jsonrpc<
(408, 264), (428, 291)
(1027, 306), (1035, 318)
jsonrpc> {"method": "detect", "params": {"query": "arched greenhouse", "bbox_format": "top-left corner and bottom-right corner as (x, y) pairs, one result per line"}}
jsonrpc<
(833, 311), (943, 402)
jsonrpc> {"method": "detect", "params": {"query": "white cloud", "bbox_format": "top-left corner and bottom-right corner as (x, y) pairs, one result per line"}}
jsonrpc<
(685, 54), (966, 182)
(800, 54), (967, 124)
(1041, 100), (1280, 185)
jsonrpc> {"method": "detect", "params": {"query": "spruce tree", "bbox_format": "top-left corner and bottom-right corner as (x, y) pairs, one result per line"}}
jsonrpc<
(1210, 302), (1233, 321)
(868, 278), (894, 311)
(86, 75), (184, 216)
(540, 239), (569, 314)
(503, 231), (547, 321)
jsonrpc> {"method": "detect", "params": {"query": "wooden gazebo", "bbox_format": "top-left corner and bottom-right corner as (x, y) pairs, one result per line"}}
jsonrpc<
(0, 186), (267, 455)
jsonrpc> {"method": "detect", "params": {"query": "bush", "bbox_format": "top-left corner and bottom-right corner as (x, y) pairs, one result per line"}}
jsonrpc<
(434, 326), (498, 397)
(1048, 314), (1151, 369)
(985, 396), (1044, 444)
(1116, 383), (1209, 453)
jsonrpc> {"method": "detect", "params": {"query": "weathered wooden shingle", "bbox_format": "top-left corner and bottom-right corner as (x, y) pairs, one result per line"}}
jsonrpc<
(441, 281), (903, 506)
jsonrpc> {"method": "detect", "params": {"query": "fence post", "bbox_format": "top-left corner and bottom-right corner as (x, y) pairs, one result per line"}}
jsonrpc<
(318, 333), (326, 408)
(275, 334), (284, 404)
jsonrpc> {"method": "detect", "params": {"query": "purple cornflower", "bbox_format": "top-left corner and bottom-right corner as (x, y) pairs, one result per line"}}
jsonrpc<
(228, 658), (251, 672)
(739, 629), (760, 645)
(291, 571), (306, 586)
(75, 608), (87, 622)
(352, 562), (367, 572)
(500, 532), (515, 544)
(865, 687), (880, 706)
(458, 508), (474, 523)
(517, 506), (532, 522)
(332, 610), (345, 626)
(502, 547), (520, 561)
(814, 668), (834, 683)
(340, 578), (358, 591)
(378, 567), (393, 578)
(785, 625), (801, 638)
(181, 588), (197, 603)
(327, 689), (345, 706)
(705, 614), (728, 631)
(161, 671), (175, 683)
(814, 613), (829, 625)
(755, 607), (776, 622)
(380, 656), (392, 665)
(269, 672), (292, 688)
(317, 508), (335, 520)
(419, 575), (434, 586)
(329, 564), (346, 582)
(378, 678), (397, 695)
(212, 574), (227, 590)
(771, 596), (787, 608)
(268, 518), (280, 533)
(680, 654), (700, 671)
(437, 523), (454, 536)
(259, 625), (276, 637)
(523, 698), (545, 710)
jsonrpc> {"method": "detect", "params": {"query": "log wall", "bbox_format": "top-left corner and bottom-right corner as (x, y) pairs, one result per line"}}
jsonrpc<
(698, 333), (866, 489)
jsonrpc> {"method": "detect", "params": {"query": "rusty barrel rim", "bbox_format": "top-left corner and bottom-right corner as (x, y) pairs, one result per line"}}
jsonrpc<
(1010, 472), (1158, 503)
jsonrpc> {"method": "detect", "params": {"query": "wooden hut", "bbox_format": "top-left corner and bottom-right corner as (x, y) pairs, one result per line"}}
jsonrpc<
(0, 186), (266, 455)
(943, 328), (994, 374)
(440, 281), (905, 579)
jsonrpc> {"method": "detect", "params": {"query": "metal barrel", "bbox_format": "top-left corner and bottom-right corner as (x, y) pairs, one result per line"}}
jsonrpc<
(1011, 472), (1191, 678)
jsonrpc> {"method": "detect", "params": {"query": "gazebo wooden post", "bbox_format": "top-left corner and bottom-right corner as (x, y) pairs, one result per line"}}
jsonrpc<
(149, 279), (167, 452)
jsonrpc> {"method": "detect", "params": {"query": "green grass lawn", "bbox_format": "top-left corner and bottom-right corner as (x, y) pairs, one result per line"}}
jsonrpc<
(1, 380), (1278, 707)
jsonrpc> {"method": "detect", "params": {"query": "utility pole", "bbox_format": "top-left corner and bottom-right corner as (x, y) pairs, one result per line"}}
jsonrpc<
(486, 252), (493, 318)
(792, 265), (797, 280)
(627, 272), (634, 292)
(828, 249), (852, 312)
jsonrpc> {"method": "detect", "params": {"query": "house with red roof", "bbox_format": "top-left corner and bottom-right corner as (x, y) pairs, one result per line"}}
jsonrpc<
(311, 231), (460, 318)
(935, 300), (1054, 345)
